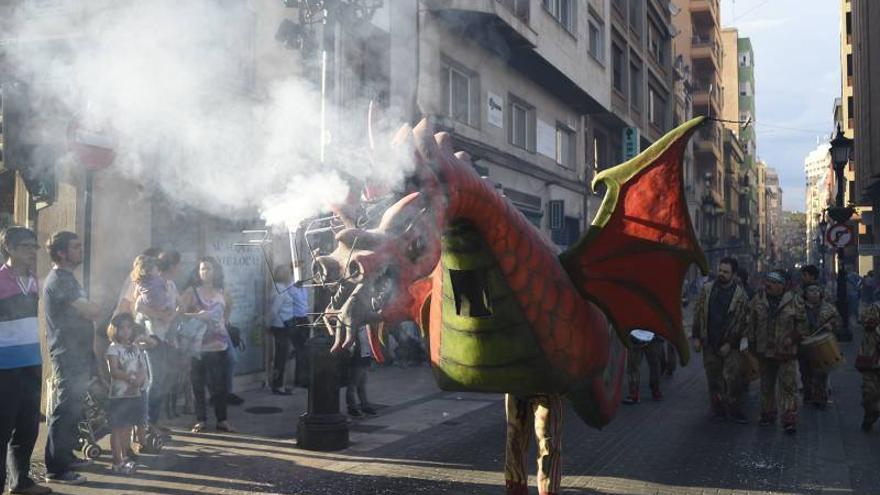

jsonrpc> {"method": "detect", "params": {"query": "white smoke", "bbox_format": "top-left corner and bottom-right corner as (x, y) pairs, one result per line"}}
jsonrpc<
(2, 0), (415, 229)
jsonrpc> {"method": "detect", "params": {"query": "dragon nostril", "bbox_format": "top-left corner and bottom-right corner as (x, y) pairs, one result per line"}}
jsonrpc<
(348, 260), (364, 282)
(313, 256), (342, 283)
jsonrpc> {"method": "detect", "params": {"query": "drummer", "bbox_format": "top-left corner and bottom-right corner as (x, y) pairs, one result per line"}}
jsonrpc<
(747, 269), (808, 434)
(798, 265), (823, 404)
(622, 330), (664, 404)
(692, 257), (750, 422)
(802, 283), (842, 409)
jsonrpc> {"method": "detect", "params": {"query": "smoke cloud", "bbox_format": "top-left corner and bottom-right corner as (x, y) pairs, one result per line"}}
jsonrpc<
(2, 0), (414, 229)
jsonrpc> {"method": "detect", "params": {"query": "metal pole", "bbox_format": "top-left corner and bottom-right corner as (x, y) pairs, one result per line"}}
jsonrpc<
(297, 1), (349, 451)
(834, 168), (853, 342)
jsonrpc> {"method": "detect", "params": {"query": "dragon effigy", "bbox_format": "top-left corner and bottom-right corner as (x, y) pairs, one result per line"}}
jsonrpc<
(312, 116), (707, 492)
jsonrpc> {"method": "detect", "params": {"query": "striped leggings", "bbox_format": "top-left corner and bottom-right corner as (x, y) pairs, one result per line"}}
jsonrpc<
(504, 394), (563, 495)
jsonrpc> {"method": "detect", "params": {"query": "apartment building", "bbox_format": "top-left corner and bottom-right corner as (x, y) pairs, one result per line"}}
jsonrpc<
(804, 142), (832, 264)
(764, 166), (782, 265)
(672, 0), (725, 264)
(415, 0), (677, 247)
(851, 0), (880, 271)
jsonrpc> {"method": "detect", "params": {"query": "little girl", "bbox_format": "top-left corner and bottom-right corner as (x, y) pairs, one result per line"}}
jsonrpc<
(131, 255), (175, 333)
(106, 313), (151, 474)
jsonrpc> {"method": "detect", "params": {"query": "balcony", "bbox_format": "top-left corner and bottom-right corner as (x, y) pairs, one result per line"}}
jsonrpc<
(424, 0), (536, 50)
(691, 80), (722, 117)
(690, 0), (719, 28)
(694, 125), (722, 162)
(691, 35), (721, 73)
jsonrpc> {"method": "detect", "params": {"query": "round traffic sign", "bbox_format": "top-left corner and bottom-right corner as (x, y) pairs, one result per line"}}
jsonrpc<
(826, 223), (854, 248)
(67, 116), (116, 171)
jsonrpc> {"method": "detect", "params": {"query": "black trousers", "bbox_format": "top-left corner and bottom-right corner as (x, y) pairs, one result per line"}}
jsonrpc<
(191, 350), (229, 423)
(271, 317), (310, 389)
(0, 366), (42, 490)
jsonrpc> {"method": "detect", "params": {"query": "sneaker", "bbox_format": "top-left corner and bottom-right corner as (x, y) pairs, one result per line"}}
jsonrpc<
(783, 423), (797, 435)
(361, 405), (377, 416)
(9, 480), (52, 494)
(651, 390), (663, 401)
(46, 472), (86, 485)
(271, 388), (292, 396)
(348, 407), (363, 417)
(226, 393), (245, 406)
(759, 414), (775, 427)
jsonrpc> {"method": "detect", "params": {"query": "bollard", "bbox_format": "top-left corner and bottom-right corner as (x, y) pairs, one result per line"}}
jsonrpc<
(296, 333), (349, 451)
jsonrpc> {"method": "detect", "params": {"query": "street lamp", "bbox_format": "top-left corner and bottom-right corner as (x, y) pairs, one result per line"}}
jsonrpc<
(828, 124), (854, 341)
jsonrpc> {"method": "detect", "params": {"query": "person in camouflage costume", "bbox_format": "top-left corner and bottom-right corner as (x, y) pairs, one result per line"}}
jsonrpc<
(504, 394), (563, 495)
(692, 258), (751, 422)
(856, 303), (880, 431)
(747, 270), (808, 434)
(802, 283), (842, 408)
(622, 335), (664, 403)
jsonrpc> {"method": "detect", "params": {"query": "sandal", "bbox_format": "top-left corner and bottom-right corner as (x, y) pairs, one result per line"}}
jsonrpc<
(191, 422), (206, 433)
(111, 460), (138, 475)
(216, 421), (236, 433)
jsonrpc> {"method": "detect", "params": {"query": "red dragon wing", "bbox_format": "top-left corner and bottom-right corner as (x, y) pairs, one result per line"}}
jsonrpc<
(560, 117), (709, 365)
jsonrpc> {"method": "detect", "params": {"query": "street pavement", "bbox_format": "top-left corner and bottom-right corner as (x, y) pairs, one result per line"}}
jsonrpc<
(25, 324), (880, 494)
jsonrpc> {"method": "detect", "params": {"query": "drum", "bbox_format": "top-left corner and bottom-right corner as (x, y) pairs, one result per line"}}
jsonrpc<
(801, 332), (844, 371)
(741, 351), (760, 382)
(630, 329), (655, 347)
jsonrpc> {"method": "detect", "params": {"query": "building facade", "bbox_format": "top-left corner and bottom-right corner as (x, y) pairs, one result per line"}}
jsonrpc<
(804, 142), (832, 267)
(672, 0), (726, 268)
(851, 0), (880, 271)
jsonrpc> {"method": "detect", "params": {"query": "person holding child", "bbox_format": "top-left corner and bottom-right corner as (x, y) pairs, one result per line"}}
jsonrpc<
(105, 313), (151, 474)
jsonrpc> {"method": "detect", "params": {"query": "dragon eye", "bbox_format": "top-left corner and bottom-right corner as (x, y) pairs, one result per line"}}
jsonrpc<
(405, 236), (425, 262)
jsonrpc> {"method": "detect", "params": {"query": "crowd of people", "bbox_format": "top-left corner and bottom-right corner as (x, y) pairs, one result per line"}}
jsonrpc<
(625, 256), (880, 437)
(0, 225), (432, 493)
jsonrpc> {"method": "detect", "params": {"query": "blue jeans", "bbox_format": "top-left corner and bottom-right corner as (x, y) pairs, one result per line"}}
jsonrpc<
(45, 359), (90, 475)
(0, 366), (42, 490)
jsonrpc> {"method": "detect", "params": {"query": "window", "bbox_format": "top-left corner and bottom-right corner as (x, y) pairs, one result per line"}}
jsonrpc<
(648, 87), (666, 128)
(647, 20), (666, 66)
(543, 0), (575, 32)
(612, 42), (625, 92)
(738, 82), (751, 96)
(847, 53), (853, 76)
(509, 96), (536, 151)
(441, 59), (479, 127)
(738, 52), (751, 67)
(848, 96), (854, 116)
(556, 124), (575, 169)
(588, 17), (605, 63)
(629, 0), (642, 35)
(630, 58), (642, 110)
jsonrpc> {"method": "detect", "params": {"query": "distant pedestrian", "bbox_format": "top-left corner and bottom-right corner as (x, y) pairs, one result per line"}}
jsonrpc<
(105, 313), (150, 475)
(268, 264), (310, 395)
(692, 257), (750, 422)
(43, 231), (102, 485)
(346, 326), (376, 417)
(0, 226), (51, 495)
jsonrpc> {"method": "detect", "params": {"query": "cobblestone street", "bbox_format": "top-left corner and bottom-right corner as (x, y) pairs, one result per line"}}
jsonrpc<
(29, 325), (880, 495)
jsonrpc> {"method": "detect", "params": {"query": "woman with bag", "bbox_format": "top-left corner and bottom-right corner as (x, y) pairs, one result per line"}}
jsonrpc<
(179, 257), (235, 433)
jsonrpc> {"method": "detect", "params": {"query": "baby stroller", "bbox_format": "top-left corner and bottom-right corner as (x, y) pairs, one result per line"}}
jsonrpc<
(75, 377), (166, 460)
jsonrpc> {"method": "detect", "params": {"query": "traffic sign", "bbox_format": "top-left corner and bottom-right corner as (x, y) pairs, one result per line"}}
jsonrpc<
(67, 116), (116, 171)
(826, 223), (855, 248)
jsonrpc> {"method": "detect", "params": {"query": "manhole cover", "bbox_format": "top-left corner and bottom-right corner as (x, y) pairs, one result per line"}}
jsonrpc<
(244, 406), (283, 415)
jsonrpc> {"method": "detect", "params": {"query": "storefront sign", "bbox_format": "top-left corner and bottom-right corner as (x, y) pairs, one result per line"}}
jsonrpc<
(487, 92), (504, 128)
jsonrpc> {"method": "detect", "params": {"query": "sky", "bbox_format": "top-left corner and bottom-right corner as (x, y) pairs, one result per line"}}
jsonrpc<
(718, 0), (841, 212)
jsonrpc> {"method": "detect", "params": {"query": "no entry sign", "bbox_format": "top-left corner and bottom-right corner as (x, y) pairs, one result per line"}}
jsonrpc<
(67, 116), (116, 171)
